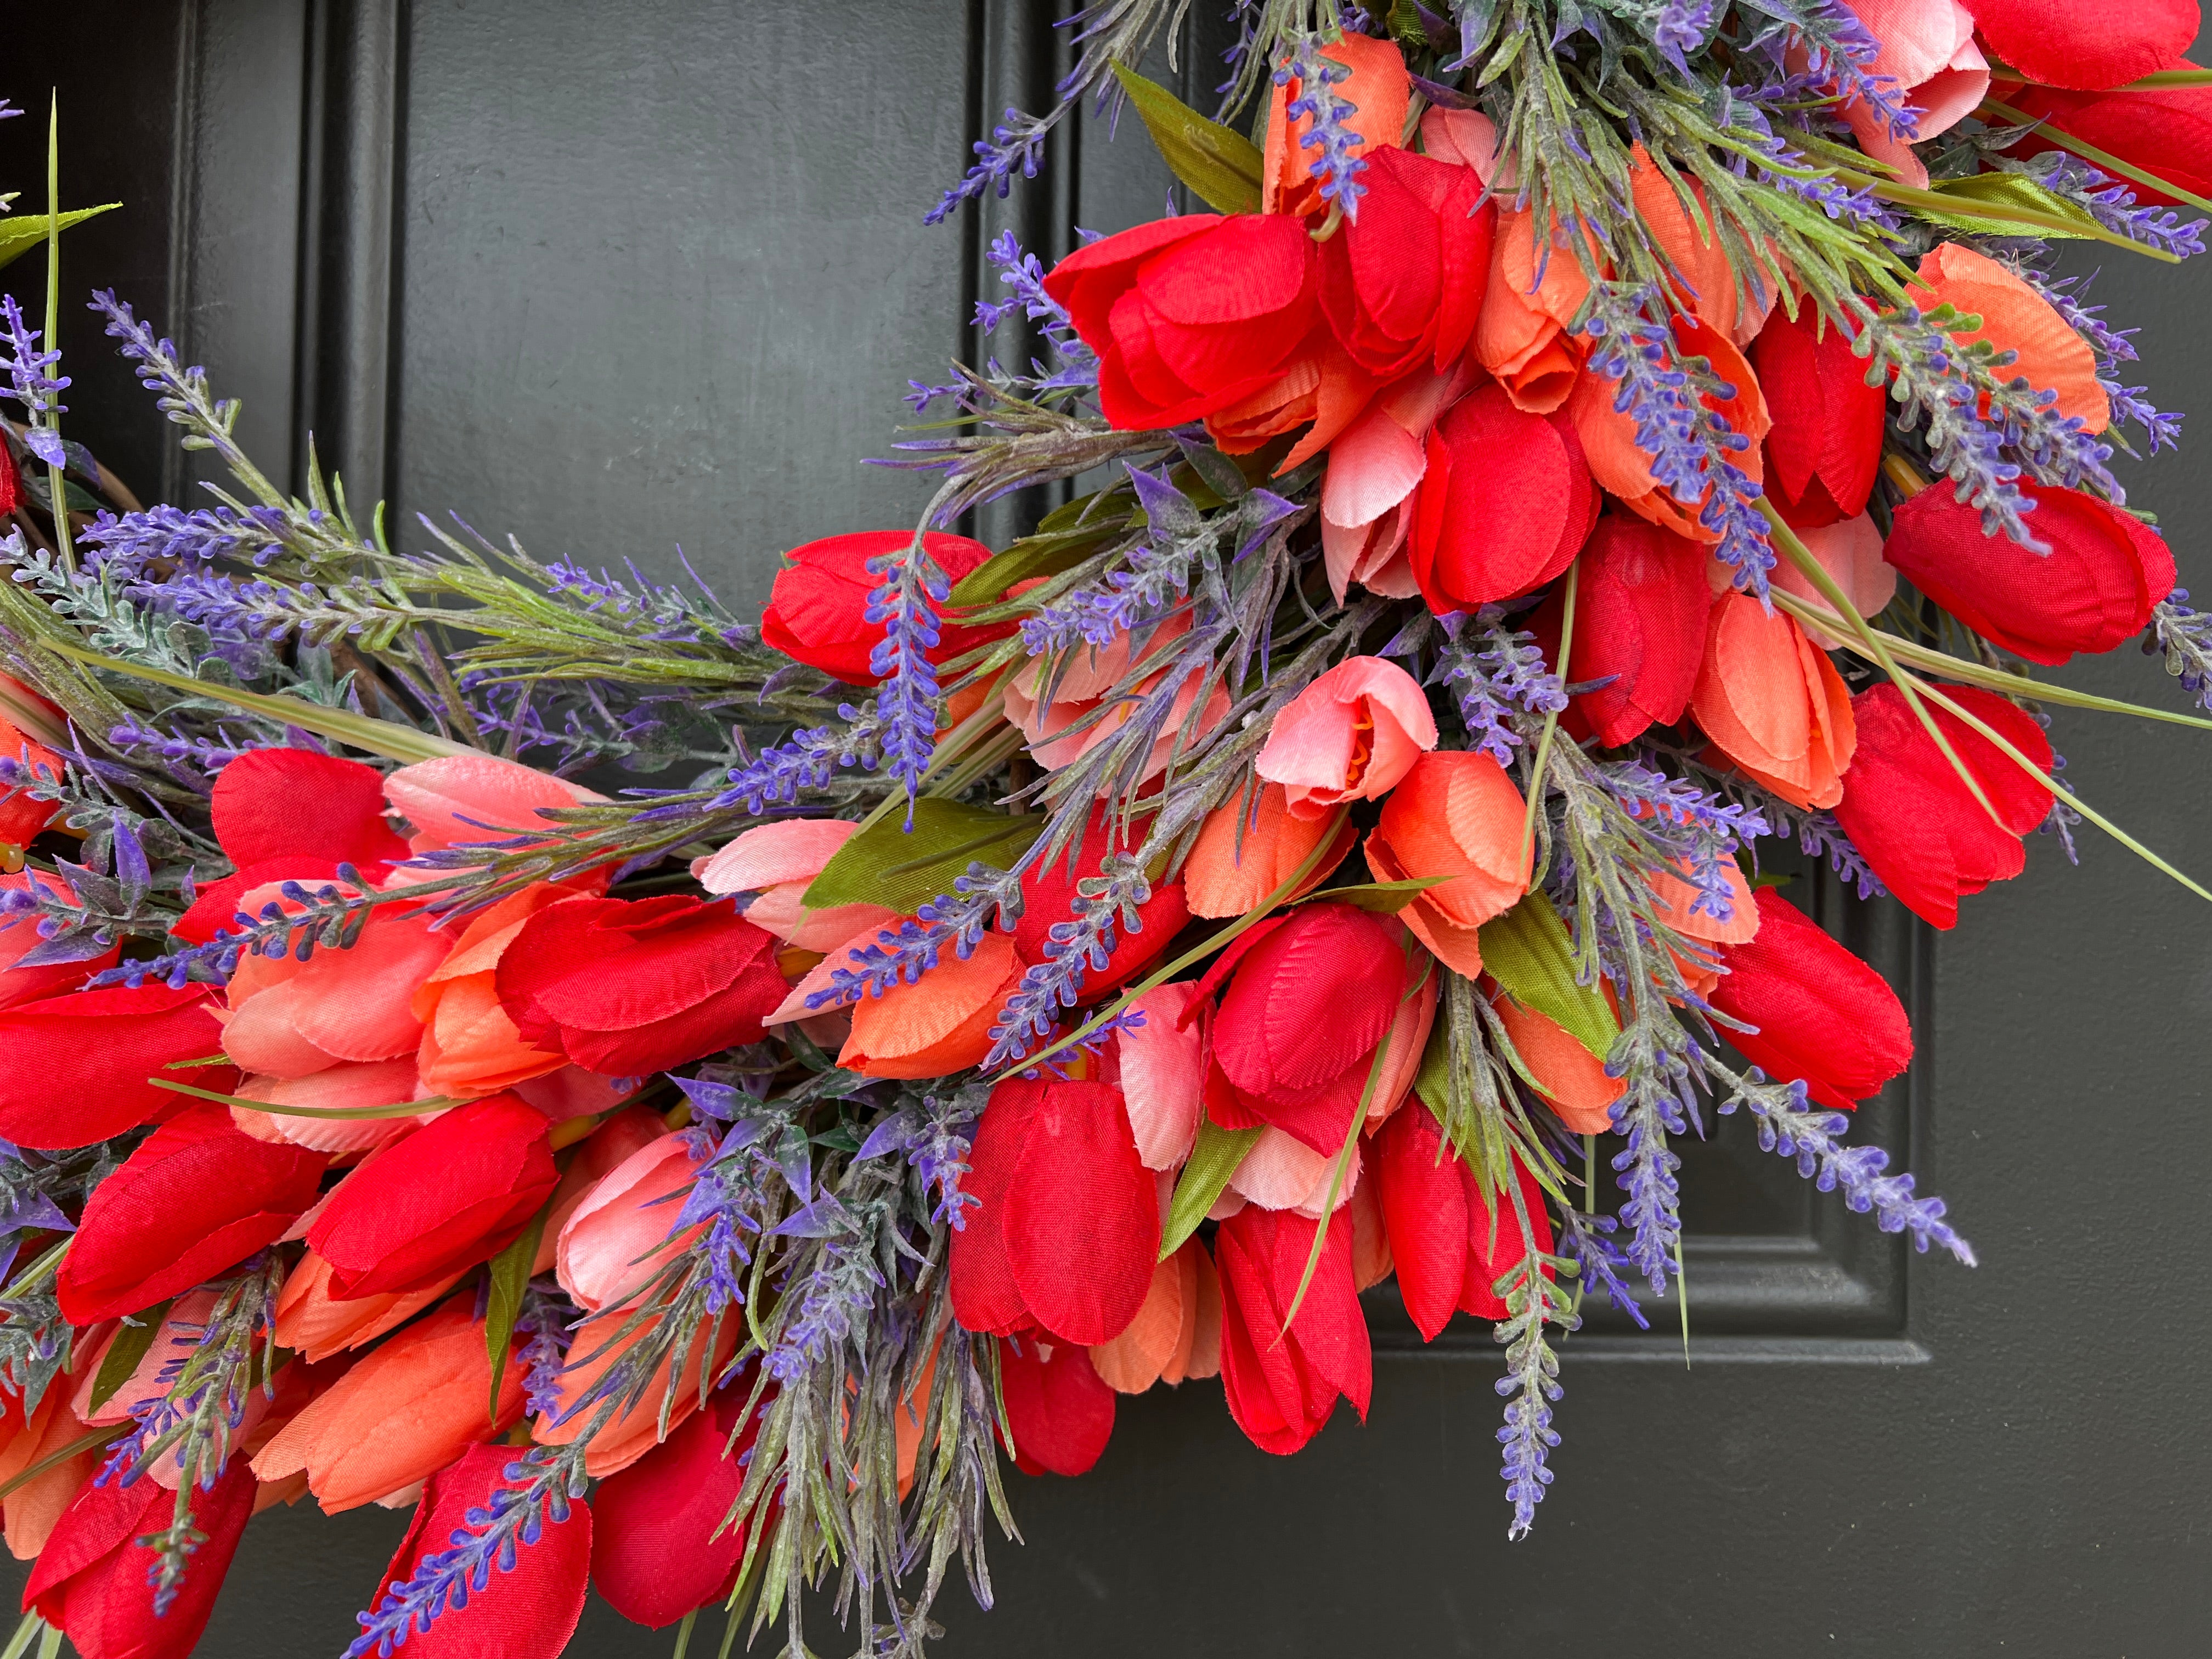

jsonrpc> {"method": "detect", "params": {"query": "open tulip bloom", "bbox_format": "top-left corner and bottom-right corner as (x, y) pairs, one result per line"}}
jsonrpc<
(4, 4), (2212, 1654)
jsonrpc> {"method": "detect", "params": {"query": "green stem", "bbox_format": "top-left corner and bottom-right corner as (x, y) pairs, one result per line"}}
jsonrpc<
(1521, 556), (1578, 875)
(1974, 100), (2212, 218)
(43, 95), (72, 574)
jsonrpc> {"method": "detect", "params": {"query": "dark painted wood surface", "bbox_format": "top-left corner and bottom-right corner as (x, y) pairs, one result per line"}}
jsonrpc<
(1, 4), (2207, 1654)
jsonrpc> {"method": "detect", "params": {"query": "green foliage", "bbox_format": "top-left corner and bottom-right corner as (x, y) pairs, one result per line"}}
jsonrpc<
(0, 203), (117, 269)
(484, 1210), (550, 1423)
(1478, 890), (1620, 1059)
(1158, 1121), (1264, 1259)
(1110, 64), (1265, 213)
(803, 799), (1043, 913)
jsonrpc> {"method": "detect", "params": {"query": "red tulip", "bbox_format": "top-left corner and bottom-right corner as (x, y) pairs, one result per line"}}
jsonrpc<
(1212, 1204), (1370, 1455)
(57, 1105), (324, 1323)
(1969, 0), (2198, 92)
(0, 978), (229, 1152)
(176, 747), (410, 941)
(1996, 74), (2212, 208)
(591, 1385), (763, 1628)
(950, 1077), (1159, 1347)
(497, 894), (787, 1076)
(308, 1093), (558, 1298)
(365, 1443), (591, 1659)
(999, 1336), (1117, 1476)
(1370, 1103), (1554, 1339)
(1750, 306), (1886, 528)
(1317, 146), (1492, 379)
(0, 872), (120, 1009)
(1831, 684), (2056, 928)
(760, 530), (999, 686)
(1710, 889), (1912, 1110)
(1881, 482), (2176, 665)
(1203, 904), (1426, 1158)
(1531, 515), (1714, 748)
(1043, 213), (1321, 431)
(1410, 381), (1599, 611)
(25, 1454), (257, 1659)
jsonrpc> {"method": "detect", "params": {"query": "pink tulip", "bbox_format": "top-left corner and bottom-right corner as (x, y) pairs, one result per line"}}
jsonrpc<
(1750, 512), (1897, 646)
(1319, 363), (1482, 603)
(1101, 982), (1205, 1171)
(1835, 0), (1989, 187)
(383, 753), (606, 855)
(1226, 1128), (1365, 1216)
(1002, 612), (1233, 783)
(1255, 656), (1438, 819)
(1419, 106), (1511, 188)
(556, 1132), (702, 1312)
(692, 819), (896, 951)
(217, 888), (449, 1078)
(229, 1056), (424, 1153)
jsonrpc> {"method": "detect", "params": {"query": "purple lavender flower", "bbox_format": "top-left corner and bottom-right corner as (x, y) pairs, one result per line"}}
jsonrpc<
(2146, 586), (2212, 710)
(864, 535), (949, 824)
(0, 295), (68, 467)
(1427, 609), (1568, 766)
(983, 853), (1153, 1069)
(1276, 34), (1369, 221)
(857, 1092), (983, 1229)
(1605, 760), (1770, 922)
(710, 709), (884, 812)
(89, 867), (377, 989)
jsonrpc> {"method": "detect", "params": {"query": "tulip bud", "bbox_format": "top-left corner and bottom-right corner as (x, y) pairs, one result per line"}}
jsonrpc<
(759, 529), (997, 686)
(1363, 750), (1528, 977)
(1317, 146), (1492, 379)
(1905, 243), (2107, 431)
(1750, 305), (1887, 528)
(1370, 1103), (1555, 1337)
(1213, 1204), (1370, 1455)
(1691, 593), (1856, 809)
(591, 1387), (762, 1628)
(1412, 382), (1598, 608)
(1711, 889), (1912, 1109)
(0, 981), (228, 1149)
(1969, 0), (2196, 92)
(1255, 654), (1438, 819)
(1531, 515), (1714, 748)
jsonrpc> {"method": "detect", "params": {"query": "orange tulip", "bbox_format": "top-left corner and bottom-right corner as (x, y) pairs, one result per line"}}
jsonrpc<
(1905, 242), (2108, 432)
(1182, 782), (1355, 919)
(1207, 329), (1385, 472)
(1691, 592), (1856, 809)
(1087, 1239), (1223, 1394)
(535, 1307), (737, 1477)
(251, 1302), (522, 1511)
(1570, 313), (1771, 540)
(839, 929), (1023, 1079)
(219, 892), (448, 1080)
(411, 885), (573, 1098)
(1260, 31), (1410, 222)
(1628, 146), (1776, 346)
(1474, 208), (1593, 412)
(272, 1250), (464, 1364)
(1361, 751), (1530, 979)
(1492, 994), (1622, 1135)
(1, 1365), (101, 1559)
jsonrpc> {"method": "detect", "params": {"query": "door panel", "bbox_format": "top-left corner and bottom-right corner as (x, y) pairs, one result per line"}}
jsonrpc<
(2, 5), (2206, 1655)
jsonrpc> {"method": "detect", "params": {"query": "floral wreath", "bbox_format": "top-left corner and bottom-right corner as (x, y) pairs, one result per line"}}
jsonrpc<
(0, 2), (2207, 1655)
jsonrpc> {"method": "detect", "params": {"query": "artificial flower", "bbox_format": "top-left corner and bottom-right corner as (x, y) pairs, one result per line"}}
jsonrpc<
(1412, 381), (1599, 607)
(759, 529), (998, 685)
(57, 1105), (324, 1324)
(1011, 811), (1190, 997)
(1000, 610), (1233, 783)
(1097, 980), (1206, 1171)
(691, 817), (896, 950)
(590, 1385), (761, 1629)
(1472, 207), (1593, 411)
(1370, 1102), (1554, 1337)
(1760, 512), (1897, 641)
(554, 1131), (700, 1312)
(1831, 683), (2057, 928)
(1833, 0), (1989, 187)
(998, 1335), (1117, 1477)
(1711, 888), (1914, 1109)
(1316, 146), (1491, 379)
(1362, 749), (1530, 977)
(1181, 781), (1356, 917)
(1750, 303), (1888, 528)
(836, 928), (1024, 1079)
(382, 752), (606, 857)
(219, 898), (447, 1080)
(272, 1249), (464, 1363)
(1905, 242), (2109, 431)
(0, 871), (117, 1005)
(1260, 29), (1410, 220)
(1255, 654), (1438, 819)
(0, 981), (228, 1148)
(496, 894), (787, 1075)
(1492, 991), (1623, 1133)
(1629, 145), (1776, 343)
(1212, 1204), (1370, 1455)
(1531, 514), (1715, 749)
(1691, 593), (1857, 809)
(1881, 480), (2176, 664)
(411, 885), (575, 1097)
(1967, 0), (2199, 92)
(1318, 360), (1482, 602)
(1995, 68), (2212, 207)
(1086, 1238), (1223, 1394)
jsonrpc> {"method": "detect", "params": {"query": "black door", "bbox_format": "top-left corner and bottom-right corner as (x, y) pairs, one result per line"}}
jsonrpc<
(5, 4), (2208, 1655)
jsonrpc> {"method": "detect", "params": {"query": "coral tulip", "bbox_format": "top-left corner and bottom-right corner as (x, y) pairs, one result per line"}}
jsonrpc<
(26, 1455), (256, 1659)
(1201, 904), (1432, 1158)
(272, 1249), (463, 1363)
(0, 718), (63, 854)
(999, 1335), (1116, 1476)
(1760, 513), (1897, 644)
(1362, 751), (1530, 978)
(1906, 242), (2108, 431)
(1833, 0), (1989, 186)
(220, 904), (448, 1079)
(1086, 1238), (1222, 1394)
(1370, 1102), (1555, 1338)
(1474, 208), (1593, 412)
(1261, 30), (1410, 221)
(1255, 654), (1438, 819)
(759, 530), (998, 686)
(0, 981), (227, 1149)
(1492, 992), (1622, 1134)
(382, 752), (606, 856)
(529, 1104), (668, 1274)
(363, 1442), (591, 1659)
(411, 886), (573, 1098)
(1691, 593), (1857, 809)
(692, 818), (896, 951)
(252, 1303), (523, 1509)
(497, 895), (787, 1076)
(0, 1357), (103, 1559)
(1098, 980), (1205, 1171)
(533, 1306), (735, 1477)
(1532, 514), (1714, 748)
(555, 1131), (699, 1312)
(837, 928), (1024, 1079)
(308, 1092), (557, 1298)
(1413, 382), (1599, 608)
(58, 1105), (324, 1324)
(1212, 1204), (1370, 1455)
(1001, 610), (1232, 784)
(1831, 683), (2056, 928)
(1751, 304), (1887, 528)
(591, 1385), (763, 1628)
(1317, 146), (1491, 379)
(1043, 214), (1321, 431)
(1882, 481), (2176, 664)
(1970, 0), (2198, 92)
(1629, 145), (1775, 343)
(1711, 889), (1913, 1109)
(1182, 781), (1355, 918)
(228, 1057), (422, 1155)
(950, 1077), (1159, 1346)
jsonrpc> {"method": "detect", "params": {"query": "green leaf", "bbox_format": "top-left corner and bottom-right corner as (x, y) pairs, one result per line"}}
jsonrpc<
(88, 1302), (172, 1413)
(0, 204), (120, 270)
(947, 524), (1122, 608)
(1921, 173), (2098, 239)
(1477, 891), (1618, 1059)
(1110, 63), (1263, 213)
(484, 1207), (549, 1423)
(803, 798), (1044, 914)
(1159, 1121), (1264, 1259)
(1304, 875), (1452, 914)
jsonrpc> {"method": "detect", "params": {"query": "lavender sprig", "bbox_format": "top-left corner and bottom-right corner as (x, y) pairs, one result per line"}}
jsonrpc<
(708, 708), (885, 812)
(1606, 1014), (1696, 1294)
(82, 505), (296, 578)
(983, 853), (1153, 1069)
(345, 1444), (588, 1659)
(1429, 608), (1568, 767)
(88, 291), (263, 491)
(1493, 1249), (1576, 1541)
(1791, 0), (1920, 144)
(1276, 33), (1370, 221)
(1713, 1064), (1976, 1264)
(856, 1089), (984, 1229)
(808, 864), (1024, 1011)
(2146, 588), (2212, 712)
(1603, 759), (1770, 922)
(0, 295), (69, 466)
(1554, 1205), (1649, 1330)
(864, 535), (947, 824)
(88, 867), (379, 989)
(765, 1194), (886, 1383)
(514, 1282), (574, 1420)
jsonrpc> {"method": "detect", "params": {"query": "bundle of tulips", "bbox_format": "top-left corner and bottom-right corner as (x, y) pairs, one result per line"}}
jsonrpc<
(1, 2), (2210, 1655)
